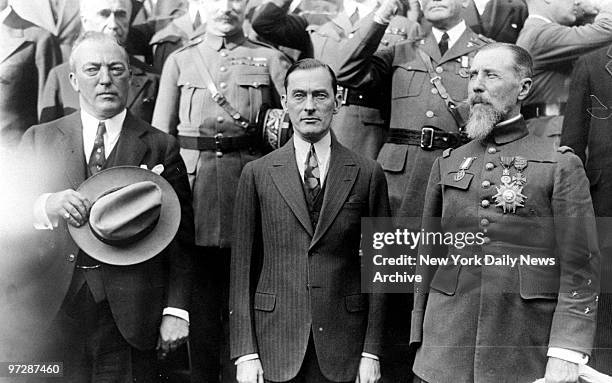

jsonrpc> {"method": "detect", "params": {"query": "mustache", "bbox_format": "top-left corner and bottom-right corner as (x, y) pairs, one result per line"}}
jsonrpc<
(468, 95), (492, 106)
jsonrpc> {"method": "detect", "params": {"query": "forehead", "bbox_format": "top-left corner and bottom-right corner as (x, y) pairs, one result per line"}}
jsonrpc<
(82, 0), (131, 13)
(73, 40), (128, 66)
(471, 48), (515, 73)
(287, 67), (334, 91)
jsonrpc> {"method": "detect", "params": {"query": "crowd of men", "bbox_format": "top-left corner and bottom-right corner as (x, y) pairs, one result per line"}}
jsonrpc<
(1, 0), (611, 382)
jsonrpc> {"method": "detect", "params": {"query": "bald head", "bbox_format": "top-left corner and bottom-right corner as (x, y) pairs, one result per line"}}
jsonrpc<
(80, 0), (132, 44)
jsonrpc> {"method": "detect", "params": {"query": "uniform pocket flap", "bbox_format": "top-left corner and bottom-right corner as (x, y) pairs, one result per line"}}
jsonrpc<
(177, 78), (206, 89)
(439, 172), (474, 190)
(236, 73), (271, 88)
(518, 263), (559, 300)
(345, 294), (367, 312)
(254, 292), (276, 312)
(430, 264), (460, 296)
(379, 145), (408, 172)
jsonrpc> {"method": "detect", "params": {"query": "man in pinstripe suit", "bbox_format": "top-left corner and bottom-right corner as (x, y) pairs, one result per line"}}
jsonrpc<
(230, 59), (390, 383)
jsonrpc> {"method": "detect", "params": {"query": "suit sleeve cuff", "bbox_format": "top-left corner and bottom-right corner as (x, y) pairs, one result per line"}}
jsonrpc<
(361, 352), (379, 360)
(162, 307), (189, 323)
(547, 347), (589, 364)
(34, 193), (56, 230)
(235, 353), (259, 365)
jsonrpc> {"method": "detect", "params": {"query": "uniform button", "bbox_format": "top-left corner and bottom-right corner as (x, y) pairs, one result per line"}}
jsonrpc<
(482, 180), (491, 188)
(219, 82), (227, 89)
(480, 218), (489, 227)
(252, 81), (259, 87)
(483, 236), (491, 244)
(220, 66), (227, 72)
(220, 51), (228, 57)
(481, 199), (490, 208)
(67, 254), (75, 262)
(488, 147), (497, 154)
(435, 66), (443, 74)
(426, 110), (434, 118)
(431, 88), (438, 95)
(318, 327), (323, 332)
(217, 116), (224, 123)
(485, 162), (495, 170)
(588, 279), (592, 286)
(348, 33), (354, 38)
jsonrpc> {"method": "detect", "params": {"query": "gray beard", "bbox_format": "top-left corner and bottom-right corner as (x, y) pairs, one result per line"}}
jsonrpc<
(466, 104), (504, 140)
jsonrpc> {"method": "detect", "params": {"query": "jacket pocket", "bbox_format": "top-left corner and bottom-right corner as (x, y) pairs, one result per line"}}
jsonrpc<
(518, 263), (559, 300)
(391, 66), (426, 98)
(379, 144), (408, 173)
(439, 172), (474, 190)
(345, 294), (367, 312)
(430, 264), (461, 295)
(254, 292), (276, 312)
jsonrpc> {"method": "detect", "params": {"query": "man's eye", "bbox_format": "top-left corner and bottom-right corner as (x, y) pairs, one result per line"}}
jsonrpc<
(487, 73), (499, 79)
(292, 93), (305, 100)
(111, 66), (126, 75)
(315, 94), (328, 100)
(84, 67), (99, 75)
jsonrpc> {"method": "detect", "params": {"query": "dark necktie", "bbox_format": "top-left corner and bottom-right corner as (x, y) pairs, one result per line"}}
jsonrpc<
(304, 144), (321, 202)
(349, 8), (360, 26)
(438, 32), (450, 56)
(88, 121), (106, 175)
(193, 11), (202, 30)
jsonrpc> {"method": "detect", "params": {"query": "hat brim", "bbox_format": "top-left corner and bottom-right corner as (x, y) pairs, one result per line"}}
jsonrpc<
(68, 166), (181, 266)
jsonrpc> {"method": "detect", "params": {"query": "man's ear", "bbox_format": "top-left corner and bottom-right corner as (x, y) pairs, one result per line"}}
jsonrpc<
(517, 77), (532, 101)
(333, 92), (342, 114)
(69, 72), (79, 92)
(281, 94), (288, 111)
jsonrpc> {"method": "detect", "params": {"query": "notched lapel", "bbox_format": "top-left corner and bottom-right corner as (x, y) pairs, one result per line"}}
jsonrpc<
(127, 74), (150, 109)
(0, 28), (26, 64)
(310, 146), (358, 249)
(112, 114), (147, 166)
(269, 145), (314, 236)
(421, 34), (441, 63)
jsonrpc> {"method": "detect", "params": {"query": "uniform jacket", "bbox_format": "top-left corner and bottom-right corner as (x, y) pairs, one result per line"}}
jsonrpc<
(229, 137), (389, 382)
(517, 13), (612, 106)
(252, 2), (420, 160)
(39, 56), (159, 124)
(334, 16), (489, 214)
(411, 118), (599, 382)
(10, 0), (80, 61)
(0, 8), (61, 147)
(152, 32), (290, 247)
(14, 111), (194, 351)
(461, 0), (528, 44)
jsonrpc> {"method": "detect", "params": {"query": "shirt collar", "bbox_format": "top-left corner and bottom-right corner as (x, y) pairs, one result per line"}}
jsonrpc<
(203, 31), (247, 51)
(80, 108), (127, 139)
(488, 114), (529, 145)
(293, 131), (332, 183)
(473, 0), (490, 15)
(432, 20), (467, 48)
(0, 6), (12, 23)
(527, 14), (553, 24)
(189, 3), (199, 25)
(343, 0), (377, 20)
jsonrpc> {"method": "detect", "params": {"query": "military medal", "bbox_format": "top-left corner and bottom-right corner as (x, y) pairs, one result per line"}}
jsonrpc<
(499, 156), (514, 184)
(454, 157), (476, 181)
(493, 156), (527, 214)
(513, 156), (528, 186)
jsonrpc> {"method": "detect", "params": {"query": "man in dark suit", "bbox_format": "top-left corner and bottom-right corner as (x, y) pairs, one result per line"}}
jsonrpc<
(561, 43), (612, 373)
(16, 31), (193, 381)
(412, 43), (599, 382)
(0, 0), (61, 148)
(39, 0), (159, 123)
(230, 58), (389, 383)
(461, 0), (528, 43)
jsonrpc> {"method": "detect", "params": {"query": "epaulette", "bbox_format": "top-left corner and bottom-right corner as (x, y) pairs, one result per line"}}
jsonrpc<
(247, 37), (276, 49)
(176, 37), (202, 52)
(470, 34), (495, 46)
(443, 148), (453, 158)
(557, 146), (575, 154)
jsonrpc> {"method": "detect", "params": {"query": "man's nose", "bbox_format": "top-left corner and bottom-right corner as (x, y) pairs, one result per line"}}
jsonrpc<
(98, 67), (112, 85)
(304, 95), (316, 111)
(470, 73), (485, 93)
(106, 13), (118, 30)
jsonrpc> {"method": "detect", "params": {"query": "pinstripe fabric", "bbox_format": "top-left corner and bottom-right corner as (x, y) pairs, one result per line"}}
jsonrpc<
(230, 136), (390, 382)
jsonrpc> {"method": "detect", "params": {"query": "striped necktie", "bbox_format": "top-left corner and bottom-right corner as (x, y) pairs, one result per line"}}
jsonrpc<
(304, 144), (321, 202)
(88, 121), (106, 175)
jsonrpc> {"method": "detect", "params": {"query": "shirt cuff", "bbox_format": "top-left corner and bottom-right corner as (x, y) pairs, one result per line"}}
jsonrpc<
(162, 307), (189, 323)
(547, 347), (589, 364)
(235, 353), (259, 365)
(361, 352), (379, 360)
(33, 193), (56, 230)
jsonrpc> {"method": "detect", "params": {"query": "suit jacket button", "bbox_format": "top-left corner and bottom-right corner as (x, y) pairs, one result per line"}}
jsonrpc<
(67, 254), (75, 262)
(485, 162), (495, 170)
(318, 327), (323, 332)
(435, 66), (443, 74)
(488, 147), (497, 154)
(425, 110), (434, 118)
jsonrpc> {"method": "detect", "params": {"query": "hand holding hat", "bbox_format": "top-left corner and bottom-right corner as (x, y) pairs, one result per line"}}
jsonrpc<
(45, 189), (92, 227)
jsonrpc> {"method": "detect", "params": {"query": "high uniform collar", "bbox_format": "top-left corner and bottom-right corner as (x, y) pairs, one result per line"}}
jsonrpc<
(203, 31), (247, 51)
(487, 114), (529, 145)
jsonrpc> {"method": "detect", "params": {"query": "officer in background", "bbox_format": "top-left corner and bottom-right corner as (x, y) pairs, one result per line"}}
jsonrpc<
(461, 0), (528, 43)
(39, 0), (159, 124)
(517, 0), (612, 146)
(251, 0), (421, 160)
(151, 0), (290, 380)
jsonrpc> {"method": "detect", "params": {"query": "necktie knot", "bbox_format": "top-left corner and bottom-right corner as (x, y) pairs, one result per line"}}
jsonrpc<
(439, 32), (450, 56)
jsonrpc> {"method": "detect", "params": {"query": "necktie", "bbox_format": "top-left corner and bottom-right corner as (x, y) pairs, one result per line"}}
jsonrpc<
(49, 0), (59, 24)
(304, 144), (321, 202)
(438, 32), (450, 56)
(193, 11), (202, 30)
(88, 121), (106, 175)
(349, 8), (359, 26)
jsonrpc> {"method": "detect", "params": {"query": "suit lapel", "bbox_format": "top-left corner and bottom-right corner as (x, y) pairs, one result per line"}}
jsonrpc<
(463, 0), (483, 34)
(332, 12), (355, 35)
(442, 28), (477, 62)
(484, 0), (509, 41)
(420, 33), (442, 64)
(309, 140), (358, 249)
(58, 114), (86, 189)
(269, 141), (314, 236)
(0, 14), (26, 64)
(111, 112), (148, 166)
(57, 0), (80, 36)
(127, 73), (149, 109)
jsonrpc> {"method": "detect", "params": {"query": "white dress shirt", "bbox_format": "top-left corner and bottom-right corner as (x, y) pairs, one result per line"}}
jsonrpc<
(0, 5), (12, 22)
(343, 0), (377, 21)
(431, 19), (467, 51)
(473, 0), (491, 16)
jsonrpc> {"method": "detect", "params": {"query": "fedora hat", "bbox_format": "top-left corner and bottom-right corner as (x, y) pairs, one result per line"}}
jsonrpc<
(68, 166), (181, 266)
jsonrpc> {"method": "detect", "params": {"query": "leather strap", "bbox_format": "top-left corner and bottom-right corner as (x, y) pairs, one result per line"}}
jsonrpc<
(386, 127), (469, 150)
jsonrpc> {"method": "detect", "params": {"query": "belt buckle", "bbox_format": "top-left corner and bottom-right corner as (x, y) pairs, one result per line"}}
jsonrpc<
(337, 85), (349, 105)
(214, 133), (224, 157)
(429, 75), (441, 85)
(421, 127), (435, 150)
(212, 93), (226, 104)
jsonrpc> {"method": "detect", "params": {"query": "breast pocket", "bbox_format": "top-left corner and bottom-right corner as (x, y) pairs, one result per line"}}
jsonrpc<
(439, 172), (474, 190)
(235, 72), (271, 121)
(177, 79), (207, 123)
(391, 66), (427, 99)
